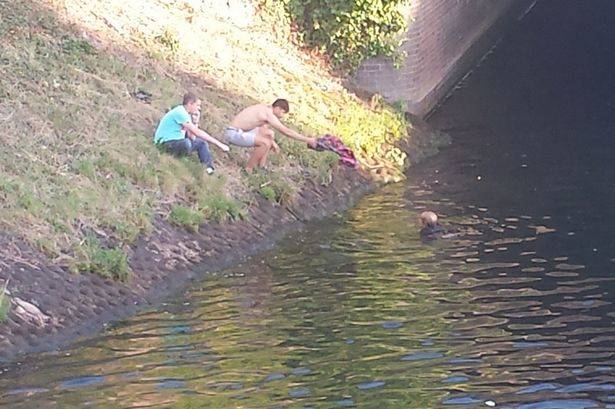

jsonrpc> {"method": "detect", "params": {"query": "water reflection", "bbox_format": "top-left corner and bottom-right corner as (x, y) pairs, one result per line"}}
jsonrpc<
(0, 179), (614, 408)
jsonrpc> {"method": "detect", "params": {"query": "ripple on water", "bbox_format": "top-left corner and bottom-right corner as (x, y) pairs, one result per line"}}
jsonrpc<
(515, 399), (599, 409)
(381, 321), (403, 329)
(156, 380), (187, 390)
(401, 351), (445, 361)
(442, 395), (483, 405)
(441, 375), (470, 384)
(5, 387), (50, 396)
(59, 376), (105, 389)
(264, 372), (286, 382)
(516, 383), (559, 394)
(357, 381), (385, 390)
(522, 267), (546, 273)
(557, 383), (615, 393)
(547, 271), (579, 277)
(555, 263), (585, 271)
(291, 367), (314, 376)
(336, 398), (355, 406)
(513, 341), (550, 349)
(289, 387), (311, 398)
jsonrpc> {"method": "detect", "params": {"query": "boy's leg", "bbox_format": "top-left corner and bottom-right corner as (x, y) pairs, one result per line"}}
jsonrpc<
(257, 126), (275, 168)
(246, 135), (272, 172)
(163, 139), (190, 156)
(190, 139), (214, 169)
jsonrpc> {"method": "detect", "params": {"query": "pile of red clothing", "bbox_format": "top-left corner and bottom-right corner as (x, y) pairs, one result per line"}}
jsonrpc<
(310, 134), (358, 169)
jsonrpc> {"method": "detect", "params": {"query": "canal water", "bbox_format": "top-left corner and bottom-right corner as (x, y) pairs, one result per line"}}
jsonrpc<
(2, 1), (615, 408)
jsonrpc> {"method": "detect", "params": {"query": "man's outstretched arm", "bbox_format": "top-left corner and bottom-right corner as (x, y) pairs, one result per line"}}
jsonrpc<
(183, 122), (230, 151)
(266, 112), (316, 147)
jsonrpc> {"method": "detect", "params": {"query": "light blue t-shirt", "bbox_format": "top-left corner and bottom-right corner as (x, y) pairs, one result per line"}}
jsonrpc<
(154, 105), (191, 144)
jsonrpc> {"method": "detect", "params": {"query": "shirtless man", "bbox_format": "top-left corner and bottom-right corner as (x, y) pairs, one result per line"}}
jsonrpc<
(225, 99), (316, 172)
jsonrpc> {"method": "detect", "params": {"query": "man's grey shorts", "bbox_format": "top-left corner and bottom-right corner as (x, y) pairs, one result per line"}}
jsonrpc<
(225, 127), (257, 147)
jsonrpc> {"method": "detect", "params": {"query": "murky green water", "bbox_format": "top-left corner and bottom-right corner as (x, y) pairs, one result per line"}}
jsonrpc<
(1, 179), (614, 408)
(3, 1), (615, 408)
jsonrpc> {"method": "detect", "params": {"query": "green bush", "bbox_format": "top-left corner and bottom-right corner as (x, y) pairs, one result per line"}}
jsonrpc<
(277, 0), (409, 71)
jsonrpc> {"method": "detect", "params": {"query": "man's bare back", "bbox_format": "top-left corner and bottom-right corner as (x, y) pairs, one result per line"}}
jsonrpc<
(230, 104), (271, 131)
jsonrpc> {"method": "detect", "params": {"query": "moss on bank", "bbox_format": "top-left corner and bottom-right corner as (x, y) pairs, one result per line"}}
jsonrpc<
(0, 0), (443, 278)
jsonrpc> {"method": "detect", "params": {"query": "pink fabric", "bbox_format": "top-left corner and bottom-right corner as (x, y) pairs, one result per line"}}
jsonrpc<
(311, 134), (359, 169)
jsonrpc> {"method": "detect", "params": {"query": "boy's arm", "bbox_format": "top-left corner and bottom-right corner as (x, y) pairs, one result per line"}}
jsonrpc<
(183, 122), (230, 151)
(266, 112), (316, 147)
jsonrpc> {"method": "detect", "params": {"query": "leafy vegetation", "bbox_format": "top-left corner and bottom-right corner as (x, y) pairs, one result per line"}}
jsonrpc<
(263, 0), (409, 71)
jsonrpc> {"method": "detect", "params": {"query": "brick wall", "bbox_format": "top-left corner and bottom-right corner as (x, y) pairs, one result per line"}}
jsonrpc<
(354, 0), (532, 116)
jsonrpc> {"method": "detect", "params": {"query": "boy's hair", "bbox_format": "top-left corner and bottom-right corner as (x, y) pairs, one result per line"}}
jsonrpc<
(272, 98), (290, 113)
(420, 211), (438, 227)
(183, 92), (198, 105)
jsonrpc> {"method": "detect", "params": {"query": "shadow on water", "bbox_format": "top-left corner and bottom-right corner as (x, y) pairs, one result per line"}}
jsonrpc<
(2, 1), (615, 408)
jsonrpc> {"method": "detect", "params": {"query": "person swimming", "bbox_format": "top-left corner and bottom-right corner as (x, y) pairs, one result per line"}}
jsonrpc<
(420, 210), (463, 242)
(419, 211), (445, 239)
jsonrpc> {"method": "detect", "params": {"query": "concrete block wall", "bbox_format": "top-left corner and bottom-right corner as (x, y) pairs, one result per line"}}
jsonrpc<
(354, 0), (530, 116)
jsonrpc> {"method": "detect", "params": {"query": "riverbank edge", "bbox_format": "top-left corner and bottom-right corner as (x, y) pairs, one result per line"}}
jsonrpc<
(0, 119), (449, 363)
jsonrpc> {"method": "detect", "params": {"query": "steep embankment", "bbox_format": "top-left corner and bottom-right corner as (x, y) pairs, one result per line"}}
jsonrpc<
(0, 0), (449, 360)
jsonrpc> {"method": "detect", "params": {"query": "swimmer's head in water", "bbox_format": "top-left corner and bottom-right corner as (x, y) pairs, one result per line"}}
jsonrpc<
(420, 211), (438, 228)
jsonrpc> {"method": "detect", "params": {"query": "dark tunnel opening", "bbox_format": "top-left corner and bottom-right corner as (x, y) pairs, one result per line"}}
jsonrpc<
(431, 0), (615, 133)
(422, 0), (615, 270)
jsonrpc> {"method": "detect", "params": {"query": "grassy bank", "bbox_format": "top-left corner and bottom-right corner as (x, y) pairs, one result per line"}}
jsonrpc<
(0, 0), (437, 278)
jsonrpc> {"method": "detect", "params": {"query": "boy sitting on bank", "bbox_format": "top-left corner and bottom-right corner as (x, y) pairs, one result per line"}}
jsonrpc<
(154, 92), (229, 175)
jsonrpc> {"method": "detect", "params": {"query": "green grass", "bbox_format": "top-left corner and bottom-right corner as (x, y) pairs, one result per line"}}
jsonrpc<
(73, 237), (131, 280)
(169, 205), (205, 232)
(201, 195), (245, 222)
(0, 0), (448, 280)
(246, 171), (296, 205)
